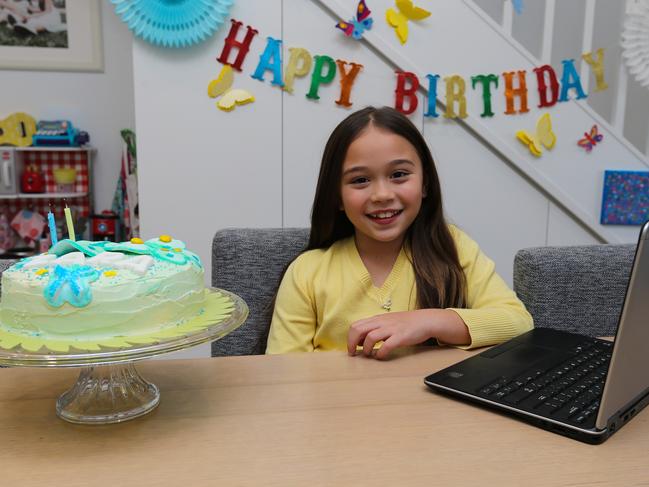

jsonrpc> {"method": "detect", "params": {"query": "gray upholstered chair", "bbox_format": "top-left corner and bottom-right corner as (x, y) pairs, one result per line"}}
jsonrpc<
(0, 259), (15, 293)
(513, 244), (635, 337)
(211, 228), (309, 356)
(210, 228), (636, 356)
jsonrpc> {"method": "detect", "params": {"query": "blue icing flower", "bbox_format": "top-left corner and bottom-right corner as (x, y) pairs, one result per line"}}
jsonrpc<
(185, 249), (203, 270)
(104, 240), (151, 255)
(102, 236), (200, 267)
(44, 264), (100, 308)
(146, 237), (185, 250)
(49, 239), (109, 258)
(145, 238), (188, 265)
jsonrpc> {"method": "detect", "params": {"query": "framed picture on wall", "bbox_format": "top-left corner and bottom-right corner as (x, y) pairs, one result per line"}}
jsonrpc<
(0, 0), (102, 71)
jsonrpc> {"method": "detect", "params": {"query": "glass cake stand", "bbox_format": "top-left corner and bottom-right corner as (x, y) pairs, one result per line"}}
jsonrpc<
(0, 288), (248, 425)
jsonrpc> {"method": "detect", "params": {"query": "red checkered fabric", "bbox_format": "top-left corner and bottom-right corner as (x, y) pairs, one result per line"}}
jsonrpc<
(24, 150), (89, 194)
(0, 150), (90, 242)
(0, 197), (88, 220)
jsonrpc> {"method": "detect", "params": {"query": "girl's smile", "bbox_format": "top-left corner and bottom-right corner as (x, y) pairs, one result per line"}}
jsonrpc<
(366, 209), (403, 225)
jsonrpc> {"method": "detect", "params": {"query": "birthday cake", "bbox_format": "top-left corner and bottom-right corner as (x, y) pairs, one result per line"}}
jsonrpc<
(0, 235), (205, 341)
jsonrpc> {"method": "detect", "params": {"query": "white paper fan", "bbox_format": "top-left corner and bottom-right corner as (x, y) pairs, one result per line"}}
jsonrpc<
(622, 0), (649, 88)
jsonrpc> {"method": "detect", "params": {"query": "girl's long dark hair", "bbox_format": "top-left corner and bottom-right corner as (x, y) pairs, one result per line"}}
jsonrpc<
(306, 106), (466, 309)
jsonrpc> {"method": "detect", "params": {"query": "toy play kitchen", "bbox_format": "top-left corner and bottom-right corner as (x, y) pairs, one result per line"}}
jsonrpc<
(0, 149), (18, 195)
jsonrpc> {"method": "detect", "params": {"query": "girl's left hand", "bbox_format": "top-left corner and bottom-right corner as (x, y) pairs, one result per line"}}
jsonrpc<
(347, 309), (469, 360)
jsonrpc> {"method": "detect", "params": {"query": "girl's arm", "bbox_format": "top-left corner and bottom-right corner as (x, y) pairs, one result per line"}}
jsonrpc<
(446, 227), (534, 349)
(265, 258), (317, 353)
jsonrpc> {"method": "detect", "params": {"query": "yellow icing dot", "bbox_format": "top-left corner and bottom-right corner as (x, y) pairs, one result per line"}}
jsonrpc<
(35, 268), (49, 276)
(130, 237), (144, 244)
(173, 248), (182, 252)
(104, 270), (117, 278)
(159, 235), (172, 243)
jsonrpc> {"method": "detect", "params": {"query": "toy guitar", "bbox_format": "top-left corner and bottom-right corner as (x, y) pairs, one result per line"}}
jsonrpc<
(0, 112), (37, 147)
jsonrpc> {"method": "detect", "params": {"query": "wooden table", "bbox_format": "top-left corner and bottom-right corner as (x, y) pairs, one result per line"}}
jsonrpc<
(1, 347), (648, 486)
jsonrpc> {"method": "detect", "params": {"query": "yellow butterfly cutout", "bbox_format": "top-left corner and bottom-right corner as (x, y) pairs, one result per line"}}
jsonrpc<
(207, 65), (255, 112)
(217, 89), (256, 111)
(385, 0), (431, 44)
(516, 113), (556, 157)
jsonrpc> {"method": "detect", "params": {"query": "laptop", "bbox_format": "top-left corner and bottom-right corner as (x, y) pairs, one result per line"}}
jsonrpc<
(424, 221), (649, 444)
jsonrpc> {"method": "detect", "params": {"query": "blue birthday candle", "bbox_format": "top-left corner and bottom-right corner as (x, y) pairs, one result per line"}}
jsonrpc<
(47, 210), (58, 247)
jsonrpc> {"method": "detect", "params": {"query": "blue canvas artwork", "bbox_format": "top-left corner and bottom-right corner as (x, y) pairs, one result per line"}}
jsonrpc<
(600, 170), (649, 225)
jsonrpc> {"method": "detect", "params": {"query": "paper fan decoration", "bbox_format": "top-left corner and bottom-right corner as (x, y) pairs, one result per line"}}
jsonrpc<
(621, 0), (649, 88)
(111, 0), (234, 48)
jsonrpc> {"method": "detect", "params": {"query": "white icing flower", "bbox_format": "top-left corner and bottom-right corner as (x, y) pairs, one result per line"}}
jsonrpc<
(115, 255), (154, 276)
(23, 254), (58, 269)
(87, 252), (127, 266)
(23, 250), (153, 277)
(55, 252), (86, 267)
(87, 252), (152, 276)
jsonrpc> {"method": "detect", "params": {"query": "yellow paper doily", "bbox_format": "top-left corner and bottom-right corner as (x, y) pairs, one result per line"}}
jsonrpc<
(0, 289), (235, 353)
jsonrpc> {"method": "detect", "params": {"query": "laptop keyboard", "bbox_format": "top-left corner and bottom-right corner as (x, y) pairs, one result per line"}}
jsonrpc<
(478, 339), (612, 425)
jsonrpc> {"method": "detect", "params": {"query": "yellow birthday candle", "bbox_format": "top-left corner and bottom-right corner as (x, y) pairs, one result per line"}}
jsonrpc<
(64, 206), (75, 241)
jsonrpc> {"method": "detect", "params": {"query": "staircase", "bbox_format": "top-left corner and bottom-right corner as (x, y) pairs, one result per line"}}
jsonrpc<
(315, 0), (649, 243)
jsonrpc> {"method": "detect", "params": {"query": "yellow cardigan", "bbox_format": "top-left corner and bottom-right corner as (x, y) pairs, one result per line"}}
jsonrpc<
(265, 226), (533, 353)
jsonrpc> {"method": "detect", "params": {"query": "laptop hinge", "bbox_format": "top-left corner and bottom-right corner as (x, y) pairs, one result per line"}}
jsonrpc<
(604, 385), (649, 433)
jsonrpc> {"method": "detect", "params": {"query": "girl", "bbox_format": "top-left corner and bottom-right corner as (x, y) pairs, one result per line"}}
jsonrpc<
(266, 106), (533, 359)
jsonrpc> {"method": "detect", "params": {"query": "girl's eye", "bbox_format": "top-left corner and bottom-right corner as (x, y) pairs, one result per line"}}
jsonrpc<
(392, 170), (410, 179)
(350, 177), (369, 185)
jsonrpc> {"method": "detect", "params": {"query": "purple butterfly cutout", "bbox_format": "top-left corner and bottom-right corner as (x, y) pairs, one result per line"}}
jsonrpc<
(336, 0), (373, 40)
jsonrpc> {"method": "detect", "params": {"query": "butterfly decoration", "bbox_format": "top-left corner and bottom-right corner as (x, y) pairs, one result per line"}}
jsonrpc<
(207, 64), (255, 112)
(44, 264), (100, 308)
(385, 0), (431, 45)
(577, 125), (604, 153)
(336, 0), (373, 40)
(516, 113), (557, 157)
(512, 0), (523, 15)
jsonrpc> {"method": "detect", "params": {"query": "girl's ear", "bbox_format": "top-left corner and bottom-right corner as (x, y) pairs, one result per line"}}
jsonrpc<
(422, 186), (427, 198)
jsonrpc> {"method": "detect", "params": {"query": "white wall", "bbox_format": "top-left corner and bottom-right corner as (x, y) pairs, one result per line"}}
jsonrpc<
(134, 0), (624, 282)
(133, 0), (649, 358)
(0, 0), (135, 213)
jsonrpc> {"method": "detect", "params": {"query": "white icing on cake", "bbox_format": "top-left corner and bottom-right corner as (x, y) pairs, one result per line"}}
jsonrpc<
(0, 237), (205, 340)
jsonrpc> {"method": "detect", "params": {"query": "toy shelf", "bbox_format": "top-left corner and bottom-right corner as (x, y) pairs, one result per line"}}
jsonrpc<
(0, 192), (88, 200)
(15, 146), (93, 152)
(0, 147), (95, 243)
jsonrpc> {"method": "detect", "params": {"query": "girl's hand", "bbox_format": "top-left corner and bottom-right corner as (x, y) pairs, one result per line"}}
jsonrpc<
(347, 309), (470, 360)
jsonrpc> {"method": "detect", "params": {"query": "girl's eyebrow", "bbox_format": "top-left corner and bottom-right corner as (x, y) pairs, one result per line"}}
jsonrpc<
(342, 159), (415, 177)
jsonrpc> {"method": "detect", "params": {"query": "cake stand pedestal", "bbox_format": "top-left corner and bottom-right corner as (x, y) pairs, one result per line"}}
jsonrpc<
(56, 363), (161, 424)
(0, 288), (248, 425)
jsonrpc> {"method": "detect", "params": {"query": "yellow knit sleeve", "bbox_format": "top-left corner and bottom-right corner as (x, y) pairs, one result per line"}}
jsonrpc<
(447, 227), (534, 349)
(265, 255), (317, 354)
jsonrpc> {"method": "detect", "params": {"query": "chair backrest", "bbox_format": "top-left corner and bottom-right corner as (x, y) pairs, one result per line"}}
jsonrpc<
(513, 244), (635, 337)
(211, 228), (309, 356)
(0, 259), (16, 293)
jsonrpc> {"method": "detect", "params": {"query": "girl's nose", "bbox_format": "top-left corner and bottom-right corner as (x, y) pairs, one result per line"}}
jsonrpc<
(370, 180), (394, 202)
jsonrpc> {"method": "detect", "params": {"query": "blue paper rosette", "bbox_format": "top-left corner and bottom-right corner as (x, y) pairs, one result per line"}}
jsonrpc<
(111, 0), (234, 48)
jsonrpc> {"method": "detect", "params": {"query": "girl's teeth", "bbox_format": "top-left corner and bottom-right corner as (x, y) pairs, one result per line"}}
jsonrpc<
(372, 211), (399, 218)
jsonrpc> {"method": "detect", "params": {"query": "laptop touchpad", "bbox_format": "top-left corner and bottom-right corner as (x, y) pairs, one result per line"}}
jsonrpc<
(483, 342), (554, 364)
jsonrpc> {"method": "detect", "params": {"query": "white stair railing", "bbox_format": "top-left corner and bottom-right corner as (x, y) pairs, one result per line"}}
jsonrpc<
(471, 0), (648, 161)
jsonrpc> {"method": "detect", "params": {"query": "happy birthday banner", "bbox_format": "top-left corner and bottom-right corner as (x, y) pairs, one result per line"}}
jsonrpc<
(209, 18), (608, 119)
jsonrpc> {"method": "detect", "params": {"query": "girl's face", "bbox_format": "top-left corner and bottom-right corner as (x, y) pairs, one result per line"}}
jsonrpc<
(340, 125), (425, 250)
